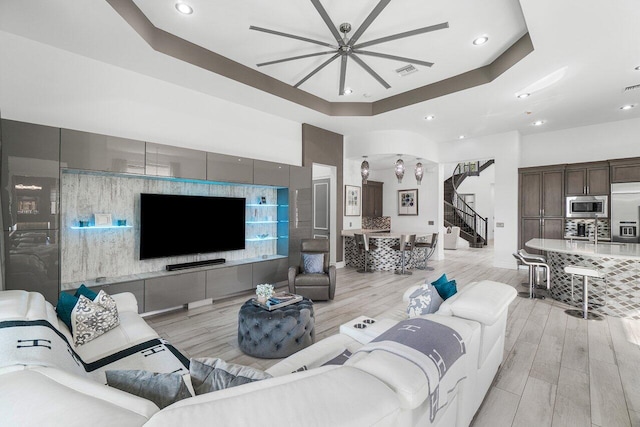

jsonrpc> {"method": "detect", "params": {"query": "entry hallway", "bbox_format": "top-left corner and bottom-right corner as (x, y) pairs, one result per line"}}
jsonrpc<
(146, 245), (640, 427)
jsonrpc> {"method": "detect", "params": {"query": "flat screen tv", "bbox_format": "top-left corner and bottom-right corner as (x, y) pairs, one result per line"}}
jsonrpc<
(139, 193), (246, 260)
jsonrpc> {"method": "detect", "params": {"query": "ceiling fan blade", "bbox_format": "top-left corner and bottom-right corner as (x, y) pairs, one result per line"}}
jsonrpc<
(294, 53), (341, 88)
(353, 50), (434, 67)
(257, 51), (336, 67)
(339, 55), (347, 95)
(350, 53), (390, 89)
(250, 25), (336, 49)
(310, 0), (344, 45)
(347, 0), (391, 46)
(353, 22), (449, 49)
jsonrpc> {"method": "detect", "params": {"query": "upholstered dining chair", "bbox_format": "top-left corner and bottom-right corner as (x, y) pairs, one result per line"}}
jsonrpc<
(288, 239), (336, 301)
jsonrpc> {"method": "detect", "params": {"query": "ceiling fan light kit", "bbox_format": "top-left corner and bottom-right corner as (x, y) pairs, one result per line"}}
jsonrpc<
(250, 0), (449, 96)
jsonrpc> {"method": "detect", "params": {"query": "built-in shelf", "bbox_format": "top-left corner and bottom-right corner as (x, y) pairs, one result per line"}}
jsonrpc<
(246, 237), (279, 241)
(70, 225), (133, 230)
(246, 204), (278, 207)
(246, 220), (278, 224)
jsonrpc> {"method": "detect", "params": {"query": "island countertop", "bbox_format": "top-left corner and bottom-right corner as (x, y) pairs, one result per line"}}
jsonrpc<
(525, 238), (640, 260)
(341, 229), (430, 239)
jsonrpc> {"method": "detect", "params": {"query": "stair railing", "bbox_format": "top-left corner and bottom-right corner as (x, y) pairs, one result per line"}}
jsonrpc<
(445, 160), (493, 245)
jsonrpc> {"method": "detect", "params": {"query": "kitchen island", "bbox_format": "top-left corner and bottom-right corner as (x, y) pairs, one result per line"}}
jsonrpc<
(526, 238), (640, 319)
(342, 229), (431, 272)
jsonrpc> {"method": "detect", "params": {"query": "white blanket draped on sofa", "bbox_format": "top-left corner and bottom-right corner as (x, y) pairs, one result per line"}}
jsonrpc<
(0, 319), (189, 383)
(354, 318), (467, 422)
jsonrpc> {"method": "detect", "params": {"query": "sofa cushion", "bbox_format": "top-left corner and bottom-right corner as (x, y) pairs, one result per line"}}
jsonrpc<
(106, 370), (192, 409)
(407, 283), (443, 317)
(302, 253), (324, 273)
(189, 358), (272, 395)
(72, 293), (120, 346)
(438, 280), (516, 326)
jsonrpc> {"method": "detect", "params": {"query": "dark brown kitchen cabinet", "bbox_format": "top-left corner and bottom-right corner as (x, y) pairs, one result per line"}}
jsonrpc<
(518, 166), (565, 252)
(362, 181), (383, 217)
(609, 157), (640, 183)
(565, 162), (610, 195)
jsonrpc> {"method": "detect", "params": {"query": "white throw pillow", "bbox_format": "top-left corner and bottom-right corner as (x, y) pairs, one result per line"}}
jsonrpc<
(406, 283), (444, 318)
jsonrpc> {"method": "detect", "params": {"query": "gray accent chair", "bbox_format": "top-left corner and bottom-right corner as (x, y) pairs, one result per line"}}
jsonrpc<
(288, 239), (336, 301)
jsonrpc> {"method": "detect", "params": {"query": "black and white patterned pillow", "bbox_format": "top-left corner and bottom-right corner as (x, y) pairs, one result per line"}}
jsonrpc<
(72, 291), (120, 346)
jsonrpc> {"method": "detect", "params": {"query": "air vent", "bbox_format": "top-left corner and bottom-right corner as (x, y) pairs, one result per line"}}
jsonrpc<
(624, 83), (640, 92)
(396, 64), (418, 76)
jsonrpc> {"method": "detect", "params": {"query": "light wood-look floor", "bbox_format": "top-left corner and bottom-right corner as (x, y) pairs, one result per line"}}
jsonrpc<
(145, 246), (640, 427)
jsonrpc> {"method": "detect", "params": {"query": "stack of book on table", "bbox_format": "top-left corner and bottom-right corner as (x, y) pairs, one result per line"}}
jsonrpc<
(252, 292), (303, 311)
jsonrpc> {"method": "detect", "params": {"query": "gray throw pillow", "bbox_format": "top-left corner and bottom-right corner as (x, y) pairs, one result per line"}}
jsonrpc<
(189, 357), (272, 395)
(302, 253), (324, 273)
(105, 370), (192, 409)
(407, 283), (444, 318)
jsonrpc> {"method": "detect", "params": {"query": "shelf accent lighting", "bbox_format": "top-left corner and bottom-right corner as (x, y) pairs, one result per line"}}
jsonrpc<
(360, 156), (370, 184)
(395, 157), (405, 183)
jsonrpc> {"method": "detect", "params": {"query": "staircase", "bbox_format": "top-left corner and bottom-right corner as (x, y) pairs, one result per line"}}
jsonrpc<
(444, 160), (494, 248)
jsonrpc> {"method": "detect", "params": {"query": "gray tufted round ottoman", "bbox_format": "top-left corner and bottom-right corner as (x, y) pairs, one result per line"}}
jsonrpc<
(237, 298), (315, 359)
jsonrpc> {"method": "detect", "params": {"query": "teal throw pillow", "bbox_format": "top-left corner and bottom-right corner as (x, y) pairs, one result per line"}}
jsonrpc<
(431, 273), (449, 288)
(433, 279), (457, 300)
(56, 292), (79, 331)
(74, 284), (98, 301)
(302, 253), (324, 274)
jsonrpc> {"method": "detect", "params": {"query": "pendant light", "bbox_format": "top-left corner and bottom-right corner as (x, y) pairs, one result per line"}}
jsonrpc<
(395, 156), (405, 183)
(360, 156), (370, 184)
(415, 161), (424, 185)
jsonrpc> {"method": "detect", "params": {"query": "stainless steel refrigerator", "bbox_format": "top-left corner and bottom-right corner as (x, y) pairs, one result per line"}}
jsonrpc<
(611, 182), (640, 243)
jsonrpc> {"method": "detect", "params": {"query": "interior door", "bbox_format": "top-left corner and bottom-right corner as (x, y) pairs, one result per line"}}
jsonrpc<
(313, 179), (330, 239)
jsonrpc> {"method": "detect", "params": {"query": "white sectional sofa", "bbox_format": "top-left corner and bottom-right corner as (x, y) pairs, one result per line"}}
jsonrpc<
(0, 279), (515, 427)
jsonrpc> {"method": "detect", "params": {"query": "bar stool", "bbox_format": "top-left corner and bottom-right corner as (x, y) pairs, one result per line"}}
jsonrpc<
(513, 252), (549, 299)
(517, 249), (550, 291)
(391, 234), (416, 275)
(353, 233), (377, 273)
(564, 265), (606, 321)
(414, 233), (438, 271)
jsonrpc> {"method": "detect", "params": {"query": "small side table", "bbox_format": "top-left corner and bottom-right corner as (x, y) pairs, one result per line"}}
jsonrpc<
(237, 298), (315, 358)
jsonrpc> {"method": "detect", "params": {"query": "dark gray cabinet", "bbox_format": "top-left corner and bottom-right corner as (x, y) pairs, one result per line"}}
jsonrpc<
(610, 157), (640, 183)
(144, 271), (206, 312)
(1, 120), (60, 304)
(145, 142), (206, 180)
(206, 152), (253, 184)
(252, 258), (288, 286)
(254, 160), (290, 187)
(565, 162), (610, 195)
(363, 181), (383, 217)
(61, 129), (146, 174)
(518, 166), (565, 253)
(82, 280), (145, 313)
(205, 265), (253, 299)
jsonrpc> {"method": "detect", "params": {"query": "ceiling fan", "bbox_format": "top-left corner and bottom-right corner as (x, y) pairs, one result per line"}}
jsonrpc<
(250, 0), (449, 96)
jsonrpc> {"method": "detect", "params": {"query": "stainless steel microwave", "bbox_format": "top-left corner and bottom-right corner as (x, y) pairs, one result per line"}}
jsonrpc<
(566, 195), (608, 218)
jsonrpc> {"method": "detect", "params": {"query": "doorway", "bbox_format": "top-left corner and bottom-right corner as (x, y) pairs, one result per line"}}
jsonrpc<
(312, 164), (337, 265)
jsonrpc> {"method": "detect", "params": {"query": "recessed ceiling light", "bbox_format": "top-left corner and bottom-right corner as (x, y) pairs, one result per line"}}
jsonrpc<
(175, 2), (193, 14)
(635, 65), (640, 71)
(343, 88), (353, 95)
(473, 36), (489, 46)
(458, 135), (465, 139)
(517, 93), (530, 99)
(620, 104), (635, 110)
(425, 115), (435, 121)
(532, 120), (545, 126)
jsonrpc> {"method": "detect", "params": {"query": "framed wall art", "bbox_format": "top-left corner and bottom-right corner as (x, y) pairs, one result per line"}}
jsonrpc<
(344, 185), (361, 216)
(398, 189), (418, 216)
(94, 213), (112, 227)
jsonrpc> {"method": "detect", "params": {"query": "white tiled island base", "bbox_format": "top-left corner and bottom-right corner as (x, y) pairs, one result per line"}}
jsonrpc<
(526, 238), (640, 319)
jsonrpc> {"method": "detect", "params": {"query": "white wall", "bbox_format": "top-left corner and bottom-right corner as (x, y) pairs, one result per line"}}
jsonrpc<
(0, 31), (302, 166)
(342, 158), (364, 231)
(520, 118), (640, 167)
